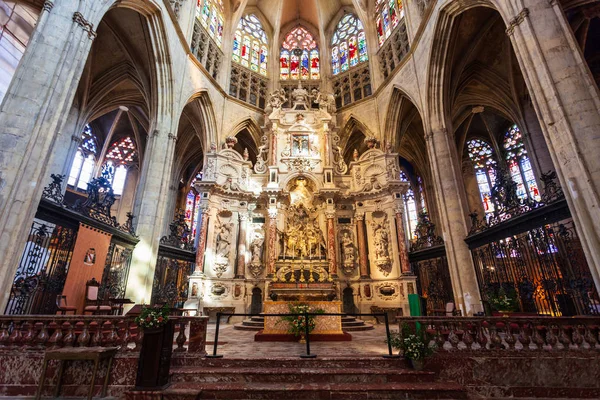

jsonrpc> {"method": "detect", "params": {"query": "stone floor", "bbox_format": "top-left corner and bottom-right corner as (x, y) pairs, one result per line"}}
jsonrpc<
(204, 322), (394, 358)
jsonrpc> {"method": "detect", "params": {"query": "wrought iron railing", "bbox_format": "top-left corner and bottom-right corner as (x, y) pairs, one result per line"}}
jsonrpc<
(396, 316), (600, 351)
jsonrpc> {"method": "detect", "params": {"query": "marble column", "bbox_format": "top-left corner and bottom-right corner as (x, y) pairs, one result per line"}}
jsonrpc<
(194, 209), (209, 274)
(267, 209), (278, 275)
(326, 211), (337, 276)
(235, 213), (248, 278)
(356, 213), (369, 278)
(394, 209), (411, 274)
(0, 2), (98, 309)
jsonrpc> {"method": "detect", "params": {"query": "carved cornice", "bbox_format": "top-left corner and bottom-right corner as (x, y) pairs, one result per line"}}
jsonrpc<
(506, 8), (530, 36)
(73, 12), (97, 39)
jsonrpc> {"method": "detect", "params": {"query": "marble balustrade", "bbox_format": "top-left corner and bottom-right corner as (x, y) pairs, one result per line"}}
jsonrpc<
(396, 316), (600, 351)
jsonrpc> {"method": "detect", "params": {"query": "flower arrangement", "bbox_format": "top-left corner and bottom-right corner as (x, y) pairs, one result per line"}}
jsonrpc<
(278, 303), (325, 337)
(487, 285), (519, 312)
(387, 323), (435, 361)
(135, 304), (170, 329)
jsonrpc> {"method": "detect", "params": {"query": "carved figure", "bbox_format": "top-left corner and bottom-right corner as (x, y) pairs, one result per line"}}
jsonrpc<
(254, 135), (269, 174)
(250, 233), (264, 267)
(215, 219), (233, 258)
(268, 88), (287, 109)
(292, 81), (309, 105)
(333, 145), (348, 174)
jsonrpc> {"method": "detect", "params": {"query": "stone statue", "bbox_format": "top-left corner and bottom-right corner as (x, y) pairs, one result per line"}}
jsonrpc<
(292, 81), (309, 105)
(372, 215), (392, 276)
(268, 88), (287, 109)
(333, 145), (348, 174)
(311, 89), (336, 113)
(341, 231), (356, 274)
(253, 135), (268, 174)
(248, 231), (265, 278)
(215, 219), (233, 258)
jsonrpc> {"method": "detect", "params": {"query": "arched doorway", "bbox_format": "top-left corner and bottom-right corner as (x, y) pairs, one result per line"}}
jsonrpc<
(342, 287), (356, 314)
(250, 287), (263, 315)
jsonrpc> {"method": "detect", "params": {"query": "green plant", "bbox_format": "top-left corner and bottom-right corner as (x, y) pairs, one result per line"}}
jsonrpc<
(135, 304), (170, 329)
(277, 303), (325, 337)
(487, 286), (519, 312)
(387, 323), (435, 360)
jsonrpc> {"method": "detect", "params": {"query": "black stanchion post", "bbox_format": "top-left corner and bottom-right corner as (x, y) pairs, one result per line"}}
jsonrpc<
(382, 312), (400, 358)
(300, 312), (316, 358)
(206, 312), (224, 358)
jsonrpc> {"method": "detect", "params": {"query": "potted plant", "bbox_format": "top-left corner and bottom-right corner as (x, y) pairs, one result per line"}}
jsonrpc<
(278, 303), (324, 342)
(134, 304), (173, 389)
(387, 323), (435, 370)
(487, 285), (519, 315)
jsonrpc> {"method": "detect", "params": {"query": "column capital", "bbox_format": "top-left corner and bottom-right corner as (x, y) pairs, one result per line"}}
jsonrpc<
(72, 12), (97, 39)
(506, 8), (530, 36)
(355, 212), (365, 221)
(43, 0), (54, 12)
(239, 213), (249, 221)
(325, 210), (336, 219)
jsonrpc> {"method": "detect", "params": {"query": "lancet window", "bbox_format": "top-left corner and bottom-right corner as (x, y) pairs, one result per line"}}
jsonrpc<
(503, 125), (540, 201)
(196, 0), (224, 47)
(400, 170), (419, 240)
(68, 124), (97, 191)
(185, 189), (201, 237)
(331, 14), (368, 75)
(467, 139), (497, 214)
(375, 0), (404, 47)
(102, 137), (137, 196)
(232, 15), (268, 76)
(280, 26), (320, 80)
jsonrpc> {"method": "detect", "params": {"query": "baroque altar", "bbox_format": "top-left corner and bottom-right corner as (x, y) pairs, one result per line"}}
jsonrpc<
(185, 82), (416, 322)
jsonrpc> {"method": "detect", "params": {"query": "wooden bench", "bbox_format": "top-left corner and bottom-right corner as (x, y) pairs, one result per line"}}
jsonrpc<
(35, 346), (118, 400)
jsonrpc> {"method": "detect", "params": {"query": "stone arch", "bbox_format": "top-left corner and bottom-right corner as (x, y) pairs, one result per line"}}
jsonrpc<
(227, 117), (262, 165)
(339, 116), (374, 166)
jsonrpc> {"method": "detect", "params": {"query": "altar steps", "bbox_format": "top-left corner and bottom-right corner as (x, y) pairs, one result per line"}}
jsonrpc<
(233, 315), (375, 331)
(158, 357), (467, 399)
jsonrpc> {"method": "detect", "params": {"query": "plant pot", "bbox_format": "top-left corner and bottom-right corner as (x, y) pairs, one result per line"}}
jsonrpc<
(299, 333), (306, 344)
(409, 358), (425, 370)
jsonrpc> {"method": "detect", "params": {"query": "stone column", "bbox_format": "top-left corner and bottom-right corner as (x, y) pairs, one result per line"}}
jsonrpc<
(356, 213), (369, 278)
(505, 1), (600, 290)
(326, 211), (337, 276)
(0, 2), (99, 309)
(235, 213), (248, 278)
(127, 130), (178, 304)
(425, 128), (481, 315)
(194, 206), (209, 274)
(267, 208), (278, 275)
(394, 209), (411, 274)
(269, 124), (278, 165)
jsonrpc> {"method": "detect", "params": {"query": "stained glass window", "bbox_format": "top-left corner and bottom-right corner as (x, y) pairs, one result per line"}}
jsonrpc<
(467, 139), (498, 214)
(375, 0), (404, 48)
(68, 124), (97, 189)
(196, 0), (224, 48)
(503, 125), (541, 201)
(102, 136), (138, 196)
(400, 170), (419, 240)
(280, 26), (320, 80)
(331, 14), (368, 75)
(232, 15), (268, 76)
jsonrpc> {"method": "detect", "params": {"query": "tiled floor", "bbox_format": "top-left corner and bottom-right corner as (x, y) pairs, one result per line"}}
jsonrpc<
(204, 322), (396, 358)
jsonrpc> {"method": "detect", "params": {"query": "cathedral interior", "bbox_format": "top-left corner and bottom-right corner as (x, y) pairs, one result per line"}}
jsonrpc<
(0, 0), (600, 398)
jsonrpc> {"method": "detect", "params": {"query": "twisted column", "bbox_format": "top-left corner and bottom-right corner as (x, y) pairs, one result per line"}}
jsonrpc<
(326, 211), (337, 276)
(394, 209), (411, 274)
(235, 213), (248, 278)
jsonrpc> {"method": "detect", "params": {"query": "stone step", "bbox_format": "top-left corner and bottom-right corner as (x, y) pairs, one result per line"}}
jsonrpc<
(233, 323), (262, 331)
(242, 320), (264, 327)
(171, 366), (436, 384)
(250, 316), (265, 322)
(343, 323), (376, 331)
(173, 357), (410, 369)
(162, 382), (468, 400)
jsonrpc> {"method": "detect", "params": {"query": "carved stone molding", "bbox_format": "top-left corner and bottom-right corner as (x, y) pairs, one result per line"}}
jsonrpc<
(43, 0), (53, 12)
(73, 12), (97, 39)
(168, 133), (177, 141)
(506, 8), (530, 36)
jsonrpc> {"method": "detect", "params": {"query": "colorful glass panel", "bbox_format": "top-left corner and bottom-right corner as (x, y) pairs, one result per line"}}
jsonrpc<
(232, 15), (268, 76)
(196, 0), (224, 48)
(280, 26), (319, 80)
(467, 139), (498, 214)
(106, 137), (137, 164)
(376, 0), (404, 48)
(503, 125), (540, 201)
(331, 14), (368, 75)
